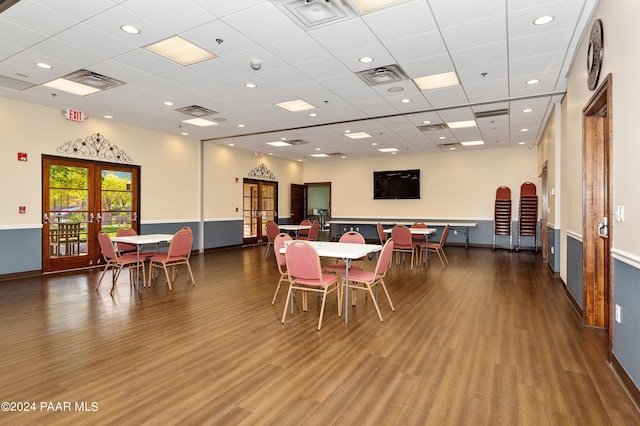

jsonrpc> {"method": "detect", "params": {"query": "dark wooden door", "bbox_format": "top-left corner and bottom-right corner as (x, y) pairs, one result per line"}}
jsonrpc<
(290, 184), (307, 225)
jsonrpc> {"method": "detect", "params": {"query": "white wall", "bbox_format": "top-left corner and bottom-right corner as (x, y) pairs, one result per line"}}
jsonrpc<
(202, 143), (303, 221)
(303, 148), (540, 220)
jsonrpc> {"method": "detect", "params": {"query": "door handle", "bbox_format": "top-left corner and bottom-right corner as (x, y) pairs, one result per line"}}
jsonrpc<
(43, 214), (49, 224)
(597, 216), (608, 238)
(89, 213), (94, 223)
(132, 212), (137, 221)
(96, 213), (102, 223)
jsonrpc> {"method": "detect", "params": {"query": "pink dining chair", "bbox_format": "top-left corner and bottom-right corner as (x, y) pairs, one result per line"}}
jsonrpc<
(323, 231), (365, 275)
(97, 231), (145, 295)
(297, 219), (312, 239)
(115, 227), (137, 254)
(147, 227), (195, 290)
(411, 222), (427, 264)
(282, 240), (340, 331)
(298, 221), (320, 241)
(377, 223), (387, 245)
(428, 225), (450, 267)
(264, 220), (280, 257)
(342, 238), (395, 322)
(391, 225), (415, 270)
(272, 232), (292, 305)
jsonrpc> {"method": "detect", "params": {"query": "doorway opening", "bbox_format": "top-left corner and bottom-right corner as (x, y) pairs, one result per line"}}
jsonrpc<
(242, 179), (278, 246)
(42, 155), (141, 273)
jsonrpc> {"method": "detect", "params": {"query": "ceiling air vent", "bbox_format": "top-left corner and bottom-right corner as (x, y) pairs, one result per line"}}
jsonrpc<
(326, 152), (345, 157)
(438, 142), (462, 150)
(175, 105), (218, 117)
(64, 69), (124, 91)
(274, 0), (358, 29)
(356, 64), (409, 86)
(418, 123), (449, 132)
(287, 139), (310, 146)
(473, 108), (509, 119)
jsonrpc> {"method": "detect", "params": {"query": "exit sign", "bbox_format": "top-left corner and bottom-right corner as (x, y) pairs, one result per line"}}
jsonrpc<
(63, 108), (85, 122)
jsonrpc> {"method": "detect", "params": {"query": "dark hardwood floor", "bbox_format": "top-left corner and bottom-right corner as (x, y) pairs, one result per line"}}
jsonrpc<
(0, 246), (638, 425)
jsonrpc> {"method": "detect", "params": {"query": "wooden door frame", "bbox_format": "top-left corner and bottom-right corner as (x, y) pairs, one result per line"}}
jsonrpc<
(582, 74), (613, 337)
(242, 178), (278, 246)
(42, 155), (141, 272)
(541, 161), (548, 264)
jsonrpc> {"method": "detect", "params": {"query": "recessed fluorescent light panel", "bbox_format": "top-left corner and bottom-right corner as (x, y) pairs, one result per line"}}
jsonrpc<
(310, 153), (329, 158)
(352, 0), (409, 13)
(145, 36), (215, 66)
(447, 120), (477, 129)
(275, 99), (316, 112)
(460, 140), (485, 146)
(43, 78), (101, 96)
(267, 141), (292, 147)
(181, 118), (217, 127)
(378, 148), (399, 153)
(413, 71), (460, 91)
(344, 132), (371, 139)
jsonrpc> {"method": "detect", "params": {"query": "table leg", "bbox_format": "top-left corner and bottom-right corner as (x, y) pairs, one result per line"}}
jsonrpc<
(344, 258), (351, 324)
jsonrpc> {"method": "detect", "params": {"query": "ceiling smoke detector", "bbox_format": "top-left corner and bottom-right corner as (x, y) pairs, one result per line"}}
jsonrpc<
(356, 65), (409, 86)
(175, 105), (218, 117)
(287, 139), (310, 145)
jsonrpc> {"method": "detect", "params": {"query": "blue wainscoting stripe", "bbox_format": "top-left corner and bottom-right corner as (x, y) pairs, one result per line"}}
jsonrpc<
(0, 227), (42, 275)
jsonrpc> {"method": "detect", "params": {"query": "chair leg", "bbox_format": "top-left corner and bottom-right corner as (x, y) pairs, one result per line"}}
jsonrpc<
(272, 275), (286, 305)
(264, 241), (272, 257)
(436, 248), (446, 267)
(365, 284), (384, 322)
(317, 288), (328, 331)
(440, 248), (449, 265)
(281, 284), (294, 324)
(378, 278), (395, 311)
(186, 261), (195, 285)
(97, 264), (111, 289)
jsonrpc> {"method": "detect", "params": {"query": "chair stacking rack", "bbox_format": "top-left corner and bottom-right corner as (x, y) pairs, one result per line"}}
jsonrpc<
(493, 186), (512, 250)
(517, 182), (539, 252)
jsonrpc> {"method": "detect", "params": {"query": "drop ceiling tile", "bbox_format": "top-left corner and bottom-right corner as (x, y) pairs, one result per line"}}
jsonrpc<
(32, 0), (118, 21)
(53, 24), (138, 59)
(362, 0), (437, 42)
(121, 0), (215, 34)
(293, 56), (352, 81)
(428, 0), (505, 28)
(0, 19), (48, 50)
(263, 34), (331, 65)
(308, 18), (379, 55)
(449, 41), (507, 70)
(114, 49), (182, 76)
(385, 31), (448, 63)
(440, 14), (506, 52)
(181, 19), (257, 56)
(82, 5), (173, 46)
(1, 2), (78, 37)
(222, 2), (302, 44)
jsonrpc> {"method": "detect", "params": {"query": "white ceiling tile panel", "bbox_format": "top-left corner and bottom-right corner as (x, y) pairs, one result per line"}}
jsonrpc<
(308, 18), (380, 55)
(362, 0), (438, 42)
(121, 0), (215, 34)
(428, 0), (505, 28)
(222, 3), (303, 44)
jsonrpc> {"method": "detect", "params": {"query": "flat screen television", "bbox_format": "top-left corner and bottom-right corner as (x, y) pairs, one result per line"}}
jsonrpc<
(373, 169), (420, 199)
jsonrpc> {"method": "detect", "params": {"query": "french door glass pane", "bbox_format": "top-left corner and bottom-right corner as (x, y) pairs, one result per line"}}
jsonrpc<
(101, 170), (133, 236)
(48, 165), (89, 257)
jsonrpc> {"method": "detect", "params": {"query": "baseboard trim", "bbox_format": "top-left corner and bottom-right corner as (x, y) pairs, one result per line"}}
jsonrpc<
(611, 355), (640, 412)
(0, 269), (42, 282)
